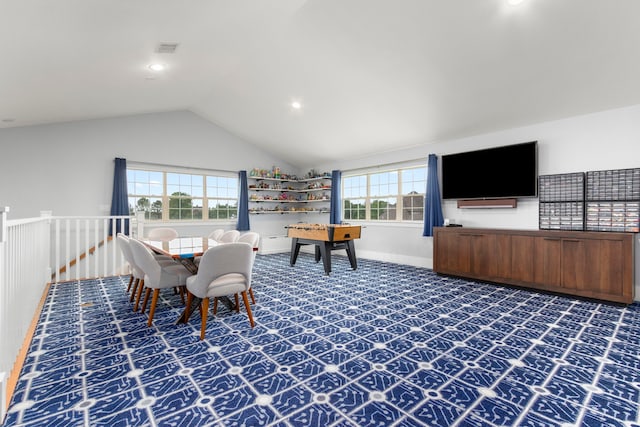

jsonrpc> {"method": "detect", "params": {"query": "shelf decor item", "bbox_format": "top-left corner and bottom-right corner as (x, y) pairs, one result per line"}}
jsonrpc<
(247, 168), (332, 215)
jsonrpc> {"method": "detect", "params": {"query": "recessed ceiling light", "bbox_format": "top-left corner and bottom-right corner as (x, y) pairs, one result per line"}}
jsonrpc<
(507, 0), (525, 5)
(148, 63), (166, 72)
(291, 101), (302, 110)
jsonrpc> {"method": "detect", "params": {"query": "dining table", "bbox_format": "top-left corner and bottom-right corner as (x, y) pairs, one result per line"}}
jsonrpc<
(142, 236), (224, 323)
(143, 236), (218, 273)
(142, 236), (258, 324)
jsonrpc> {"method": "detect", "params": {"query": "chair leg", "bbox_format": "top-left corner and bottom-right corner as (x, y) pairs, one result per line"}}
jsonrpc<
(185, 291), (193, 320)
(134, 279), (145, 311)
(200, 298), (209, 340)
(141, 288), (151, 314)
(179, 286), (185, 305)
(130, 279), (139, 302)
(234, 294), (240, 313)
(241, 291), (255, 328)
(213, 297), (218, 315)
(126, 275), (134, 292)
(148, 289), (160, 327)
(249, 288), (256, 305)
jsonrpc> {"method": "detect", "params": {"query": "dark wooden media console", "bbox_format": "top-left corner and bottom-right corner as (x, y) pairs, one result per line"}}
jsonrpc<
(433, 227), (635, 304)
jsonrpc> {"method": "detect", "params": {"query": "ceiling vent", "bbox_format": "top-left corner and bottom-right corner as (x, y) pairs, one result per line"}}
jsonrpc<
(156, 43), (179, 54)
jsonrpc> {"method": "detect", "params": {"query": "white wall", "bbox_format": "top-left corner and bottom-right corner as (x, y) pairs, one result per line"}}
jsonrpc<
(2, 104), (640, 280)
(315, 104), (640, 273)
(0, 111), (299, 240)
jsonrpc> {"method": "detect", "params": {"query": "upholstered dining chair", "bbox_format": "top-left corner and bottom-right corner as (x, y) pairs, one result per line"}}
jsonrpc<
(118, 233), (176, 298)
(218, 230), (240, 243)
(208, 229), (225, 241)
(116, 233), (145, 299)
(194, 232), (223, 266)
(147, 227), (179, 241)
(237, 232), (260, 304)
(185, 242), (255, 340)
(129, 238), (193, 326)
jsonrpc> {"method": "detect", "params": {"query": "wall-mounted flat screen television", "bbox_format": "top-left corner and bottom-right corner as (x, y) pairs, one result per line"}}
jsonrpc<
(442, 141), (538, 200)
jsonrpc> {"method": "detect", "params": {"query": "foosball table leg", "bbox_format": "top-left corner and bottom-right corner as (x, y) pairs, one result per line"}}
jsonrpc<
(290, 238), (302, 266)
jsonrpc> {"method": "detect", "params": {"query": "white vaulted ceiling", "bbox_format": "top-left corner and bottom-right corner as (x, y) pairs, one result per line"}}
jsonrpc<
(2, 0), (640, 166)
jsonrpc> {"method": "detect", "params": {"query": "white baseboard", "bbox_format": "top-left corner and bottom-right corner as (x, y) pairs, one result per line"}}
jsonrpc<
(356, 249), (432, 269)
(258, 236), (290, 255)
(300, 246), (432, 269)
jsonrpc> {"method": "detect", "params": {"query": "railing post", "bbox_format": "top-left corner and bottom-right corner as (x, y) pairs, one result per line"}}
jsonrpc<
(40, 211), (53, 281)
(0, 371), (6, 424)
(0, 207), (6, 420)
(0, 207), (9, 243)
(136, 211), (145, 238)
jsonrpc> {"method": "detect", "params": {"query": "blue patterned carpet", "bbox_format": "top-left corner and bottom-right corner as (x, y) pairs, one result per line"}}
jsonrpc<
(3, 253), (640, 427)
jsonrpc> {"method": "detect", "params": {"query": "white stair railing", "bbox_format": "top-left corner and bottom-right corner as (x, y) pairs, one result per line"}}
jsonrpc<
(0, 209), (134, 420)
(0, 207), (50, 420)
(49, 214), (131, 283)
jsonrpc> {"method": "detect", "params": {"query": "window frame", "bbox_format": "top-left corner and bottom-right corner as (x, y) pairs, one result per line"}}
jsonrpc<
(342, 163), (427, 223)
(127, 164), (238, 222)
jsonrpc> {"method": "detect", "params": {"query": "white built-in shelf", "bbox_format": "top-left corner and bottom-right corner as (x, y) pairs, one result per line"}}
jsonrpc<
(248, 172), (331, 215)
(249, 209), (330, 215)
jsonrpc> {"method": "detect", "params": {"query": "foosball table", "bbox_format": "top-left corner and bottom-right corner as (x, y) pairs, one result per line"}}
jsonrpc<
(286, 223), (362, 274)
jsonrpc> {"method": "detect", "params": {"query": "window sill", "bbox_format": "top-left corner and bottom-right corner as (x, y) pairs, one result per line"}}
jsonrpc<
(142, 220), (236, 226)
(342, 220), (423, 229)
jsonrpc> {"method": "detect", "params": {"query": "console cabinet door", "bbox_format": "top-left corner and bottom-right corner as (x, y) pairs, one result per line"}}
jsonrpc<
(434, 231), (496, 278)
(534, 237), (561, 287)
(434, 230), (471, 274)
(495, 235), (512, 279)
(469, 233), (497, 278)
(511, 235), (535, 283)
(560, 239), (584, 291)
(562, 238), (626, 298)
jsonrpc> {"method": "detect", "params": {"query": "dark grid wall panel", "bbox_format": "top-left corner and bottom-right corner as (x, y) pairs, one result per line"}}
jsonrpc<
(586, 168), (640, 232)
(586, 168), (640, 201)
(586, 202), (640, 232)
(538, 173), (585, 230)
(539, 202), (585, 231)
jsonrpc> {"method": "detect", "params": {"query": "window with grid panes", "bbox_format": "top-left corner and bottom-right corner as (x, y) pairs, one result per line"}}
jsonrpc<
(127, 168), (238, 221)
(342, 165), (426, 222)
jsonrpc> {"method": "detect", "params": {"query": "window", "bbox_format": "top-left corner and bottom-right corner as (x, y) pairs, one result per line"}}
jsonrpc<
(342, 165), (426, 222)
(127, 167), (238, 221)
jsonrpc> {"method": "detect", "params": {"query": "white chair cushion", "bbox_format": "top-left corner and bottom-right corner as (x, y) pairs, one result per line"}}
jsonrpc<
(162, 263), (193, 283)
(205, 273), (247, 298)
(187, 272), (246, 297)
